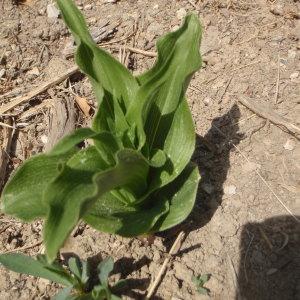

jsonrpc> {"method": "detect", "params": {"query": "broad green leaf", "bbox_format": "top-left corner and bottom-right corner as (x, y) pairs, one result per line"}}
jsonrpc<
(97, 257), (114, 287)
(126, 14), (201, 149)
(43, 148), (149, 261)
(152, 163), (200, 231)
(149, 99), (196, 189)
(0, 254), (73, 286)
(1, 151), (74, 221)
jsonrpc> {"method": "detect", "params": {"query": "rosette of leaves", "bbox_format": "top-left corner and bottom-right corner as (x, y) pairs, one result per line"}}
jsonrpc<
(1, 0), (202, 262)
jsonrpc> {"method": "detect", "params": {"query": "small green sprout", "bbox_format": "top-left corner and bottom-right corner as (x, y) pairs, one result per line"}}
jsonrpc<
(192, 273), (211, 295)
(0, 253), (124, 300)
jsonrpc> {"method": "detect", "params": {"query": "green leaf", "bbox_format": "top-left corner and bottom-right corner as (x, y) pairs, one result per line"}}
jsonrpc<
(81, 261), (89, 284)
(152, 163), (200, 231)
(1, 151), (74, 221)
(0, 254), (73, 286)
(52, 287), (74, 300)
(84, 192), (169, 237)
(149, 148), (166, 168)
(43, 148), (149, 261)
(68, 257), (82, 279)
(98, 257), (114, 287)
(91, 285), (108, 300)
(192, 274), (211, 295)
(126, 14), (201, 149)
(197, 287), (209, 295)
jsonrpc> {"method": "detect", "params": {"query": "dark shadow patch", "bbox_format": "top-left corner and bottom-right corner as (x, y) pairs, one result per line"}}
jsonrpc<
(237, 215), (300, 300)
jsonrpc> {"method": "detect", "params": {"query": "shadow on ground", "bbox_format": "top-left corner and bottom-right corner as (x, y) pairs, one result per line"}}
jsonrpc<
(237, 215), (300, 300)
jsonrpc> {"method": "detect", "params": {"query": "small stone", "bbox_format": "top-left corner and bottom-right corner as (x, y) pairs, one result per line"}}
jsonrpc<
(224, 185), (237, 195)
(290, 72), (299, 81)
(27, 67), (40, 76)
(89, 17), (97, 24)
(171, 25), (180, 32)
(0, 69), (5, 78)
(104, 0), (117, 3)
(284, 139), (295, 151)
(84, 4), (92, 10)
(153, 250), (161, 262)
(201, 182), (214, 194)
(288, 50), (296, 59)
(176, 8), (187, 20)
(203, 97), (211, 106)
(40, 135), (48, 144)
(252, 250), (264, 264)
(267, 268), (278, 275)
(153, 4), (159, 9)
(270, 4), (284, 16)
(47, 3), (60, 19)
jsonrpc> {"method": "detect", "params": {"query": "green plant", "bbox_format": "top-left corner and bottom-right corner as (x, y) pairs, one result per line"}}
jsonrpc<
(0, 253), (124, 300)
(1, 0), (202, 262)
(192, 273), (211, 295)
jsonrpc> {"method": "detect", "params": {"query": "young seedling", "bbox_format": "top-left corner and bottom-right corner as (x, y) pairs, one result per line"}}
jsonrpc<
(0, 253), (124, 300)
(1, 0), (202, 262)
(192, 273), (211, 295)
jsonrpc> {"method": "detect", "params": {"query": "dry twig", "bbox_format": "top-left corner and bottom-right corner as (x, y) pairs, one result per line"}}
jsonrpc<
(237, 95), (300, 138)
(1, 241), (42, 254)
(274, 55), (280, 104)
(146, 231), (186, 299)
(0, 118), (14, 189)
(0, 66), (79, 115)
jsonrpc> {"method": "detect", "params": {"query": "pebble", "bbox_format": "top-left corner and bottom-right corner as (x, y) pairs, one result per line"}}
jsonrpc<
(267, 268), (278, 275)
(288, 50), (296, 59)
(201, 182), (214, 194)
(224, 185), (237, 195)
(84, 4), (92, 10)
(176, 8), (187, 20)
(290, 71), (299, 81)
(27, 67), (40, 76)
(47, 3), (60, 19)
(270, 4), (284, 16)
(40, 135), (48, 144)
(0, 68), (5, 78)
(203, 97), (211, 106)
(283, 139), (295, 151)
